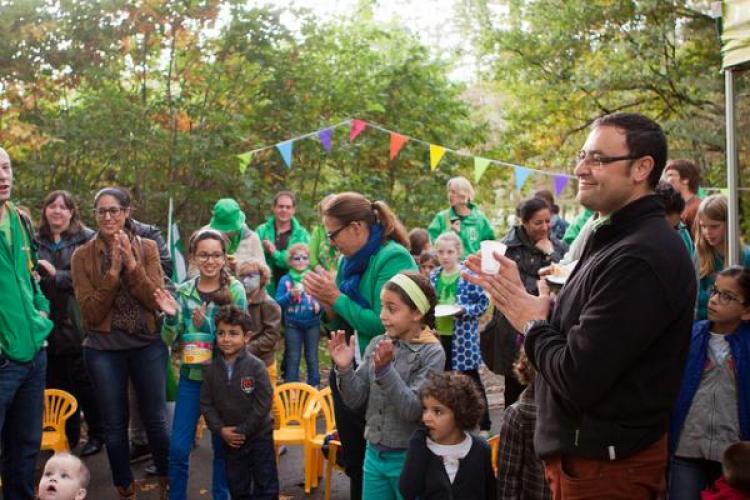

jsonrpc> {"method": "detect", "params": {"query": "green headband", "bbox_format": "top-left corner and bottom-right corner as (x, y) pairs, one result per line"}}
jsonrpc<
(388, 274), (430, 314)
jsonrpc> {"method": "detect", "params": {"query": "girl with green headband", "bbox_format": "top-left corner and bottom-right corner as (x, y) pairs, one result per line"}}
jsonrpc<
(329, 271), (445, 500)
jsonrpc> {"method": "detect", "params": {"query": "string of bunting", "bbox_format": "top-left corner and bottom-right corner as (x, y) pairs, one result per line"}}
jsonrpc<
(236, 118), (576, 196)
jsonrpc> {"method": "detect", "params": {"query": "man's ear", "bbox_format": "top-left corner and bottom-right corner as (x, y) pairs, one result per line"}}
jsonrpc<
(632, 156), (655, 184)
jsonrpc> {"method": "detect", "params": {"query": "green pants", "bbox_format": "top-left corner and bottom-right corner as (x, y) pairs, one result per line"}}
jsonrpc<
(362, 442), (407, 500)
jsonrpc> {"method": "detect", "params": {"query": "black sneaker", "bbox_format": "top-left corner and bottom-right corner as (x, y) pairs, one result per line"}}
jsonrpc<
(129, 443), (152, 464)
(79, 438), (104, 457)
(144, 461), (157, 476)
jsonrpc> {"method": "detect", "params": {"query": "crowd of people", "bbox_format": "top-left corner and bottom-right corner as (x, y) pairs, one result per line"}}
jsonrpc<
(0, 110), (748, 500)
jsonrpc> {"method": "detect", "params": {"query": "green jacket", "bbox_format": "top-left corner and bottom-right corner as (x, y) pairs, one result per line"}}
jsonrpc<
(427, 203), (495, 257)
(308, 224), (339, 272)
(563, 208), (594, 245)
(327, 240), (416, 356)
(0, 202), (53, 362)
(256, 216), (310, 291)
(162, 276), (247, 381)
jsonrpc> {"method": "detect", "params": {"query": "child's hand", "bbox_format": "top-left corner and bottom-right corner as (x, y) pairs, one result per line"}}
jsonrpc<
(192, 303), (207, 328)
(221, 426), (246, 448)
(373, 338), (394, 371)
(328, 330), (355, 369)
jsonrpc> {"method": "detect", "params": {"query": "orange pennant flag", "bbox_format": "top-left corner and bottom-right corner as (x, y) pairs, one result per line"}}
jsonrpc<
(390, 133), (409, 160)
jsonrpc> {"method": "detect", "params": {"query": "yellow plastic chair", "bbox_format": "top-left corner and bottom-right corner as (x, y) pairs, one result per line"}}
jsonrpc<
(324, 439), (345, 500)
(272, 383), (318, 463)
(488, 434), (500, 475)
(41, 389), (78, 453)
(302, 386), (336, 493)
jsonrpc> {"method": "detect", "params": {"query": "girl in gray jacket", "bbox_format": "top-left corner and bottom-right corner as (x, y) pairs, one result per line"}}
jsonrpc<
(329, 271), (445, 500)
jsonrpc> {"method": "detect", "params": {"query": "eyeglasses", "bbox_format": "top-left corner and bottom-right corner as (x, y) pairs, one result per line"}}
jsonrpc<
(576, 150), (642, 168)
(195, 252), (225, 263)
(709, 286), (745, 305)
(291, 255), (309, 262)
(93, 207), (124, 219)
(326, 222), (352, 242)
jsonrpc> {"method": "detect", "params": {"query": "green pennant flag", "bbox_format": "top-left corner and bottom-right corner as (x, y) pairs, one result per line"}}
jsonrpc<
(474, 157), (491, 183)
(237, 151), (253, 174)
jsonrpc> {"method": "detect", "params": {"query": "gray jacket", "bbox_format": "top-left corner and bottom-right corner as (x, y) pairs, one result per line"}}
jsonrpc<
(336, 332), (445, 449)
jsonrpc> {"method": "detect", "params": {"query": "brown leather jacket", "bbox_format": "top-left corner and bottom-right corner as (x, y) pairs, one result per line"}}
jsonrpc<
(246, 289), (281, 366)
(71, 234), (163, 334)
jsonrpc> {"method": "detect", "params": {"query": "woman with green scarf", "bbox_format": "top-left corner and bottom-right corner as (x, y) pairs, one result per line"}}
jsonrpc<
(274, 243), (321, 386)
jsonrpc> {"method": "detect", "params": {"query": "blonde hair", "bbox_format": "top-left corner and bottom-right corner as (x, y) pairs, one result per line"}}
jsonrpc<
(695, 195), (727, 278)
(435, 231), (464, 256)
(286, 243), (310, 264)
(447, 176), (475, 203)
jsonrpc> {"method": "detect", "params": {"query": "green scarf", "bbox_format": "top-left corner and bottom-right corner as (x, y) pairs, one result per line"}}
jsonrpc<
(287, 268), (306, 285)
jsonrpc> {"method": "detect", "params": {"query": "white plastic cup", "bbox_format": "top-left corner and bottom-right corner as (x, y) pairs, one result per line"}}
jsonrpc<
(481, 241), (507, 275)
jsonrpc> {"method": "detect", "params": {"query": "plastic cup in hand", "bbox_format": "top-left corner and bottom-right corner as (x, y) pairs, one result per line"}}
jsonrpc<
(481, 241), (507, 275)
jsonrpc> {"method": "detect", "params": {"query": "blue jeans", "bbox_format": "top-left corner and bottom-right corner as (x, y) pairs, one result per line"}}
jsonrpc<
(668, 455), (722, 500)
(225, 430), (279, 500)
(0, 349), (46, 500)
(283, 323), (320, 386)
(84, 342), (170, 488)
(169, 377), (229, 500)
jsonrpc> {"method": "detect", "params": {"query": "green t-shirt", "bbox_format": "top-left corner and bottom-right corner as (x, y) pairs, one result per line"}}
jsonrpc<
(435, 269), (460, 336)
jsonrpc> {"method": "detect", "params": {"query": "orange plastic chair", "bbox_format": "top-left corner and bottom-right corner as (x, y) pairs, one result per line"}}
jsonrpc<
(324, 439), (345, 500)
(488, 434), (500, 475)
(302, 386), (336, 493)
(41, 389), (78, 453)
(272, 383), (318, 463)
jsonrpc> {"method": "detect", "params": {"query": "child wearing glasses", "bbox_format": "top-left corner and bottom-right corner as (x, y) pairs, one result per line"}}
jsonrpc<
(275, 243), (322, 386)
(668, 266), (750, 499)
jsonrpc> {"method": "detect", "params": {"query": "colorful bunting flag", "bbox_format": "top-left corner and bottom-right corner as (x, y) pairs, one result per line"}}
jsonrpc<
(390, 133), (409, 160)
(276, 140), (293, 169)
(553, 174), (569, 197)
(350, 119), (367, 142)
(474, 157), (491, 183)
(514, 166), (531, 192)
(719, 187), (729, 197)
(318, 128), (333, 153)
(429, 145), (446, 171)
(236, 151), (253, 174)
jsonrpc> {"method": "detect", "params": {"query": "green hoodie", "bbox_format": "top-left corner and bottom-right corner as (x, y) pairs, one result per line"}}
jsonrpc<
(427, 202), (496, 257)
(256, 216), (310, 292)
(0, 202), (53, 362)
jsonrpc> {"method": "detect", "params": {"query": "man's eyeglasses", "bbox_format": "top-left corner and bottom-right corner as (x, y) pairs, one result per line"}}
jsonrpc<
(291, 255), (309, 262)
(709, 286), (745, 305)
(326, 222), (352, 242)
(195, 252), (225, 263)
(93, 207), (124, 219)
(576, 150), (642, 168)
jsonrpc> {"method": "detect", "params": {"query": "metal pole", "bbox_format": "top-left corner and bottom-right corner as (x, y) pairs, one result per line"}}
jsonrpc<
(725, 68), (739, 266)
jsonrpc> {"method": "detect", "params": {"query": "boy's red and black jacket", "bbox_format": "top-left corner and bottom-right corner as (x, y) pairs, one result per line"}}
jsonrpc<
(669, 319), (750, 452)
(524, 195), (697, 460)
(200, 349), (273, 439)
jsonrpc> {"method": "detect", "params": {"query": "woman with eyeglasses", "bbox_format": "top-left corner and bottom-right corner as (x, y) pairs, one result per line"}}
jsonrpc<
(34, 191), (105, 457)
(694, 194), (750, 321)
(303, 192), (416, 500)
(154, 229), (247, 500)
(71, 187), (170, 499)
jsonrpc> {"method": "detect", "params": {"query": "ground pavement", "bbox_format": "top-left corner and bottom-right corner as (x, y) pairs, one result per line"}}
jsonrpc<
(31, 367), (505, 499)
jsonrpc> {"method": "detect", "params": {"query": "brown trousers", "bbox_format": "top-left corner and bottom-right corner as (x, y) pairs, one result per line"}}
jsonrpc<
(544, 434), (668, 500)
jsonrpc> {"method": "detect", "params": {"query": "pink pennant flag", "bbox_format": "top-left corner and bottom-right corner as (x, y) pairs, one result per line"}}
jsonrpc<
(350, 119), (367, 142)
(390, 133), (409, 160)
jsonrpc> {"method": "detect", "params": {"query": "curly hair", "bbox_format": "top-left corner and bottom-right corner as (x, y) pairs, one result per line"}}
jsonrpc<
(214, 305), (253, 333)
(420, 371), (485, 431)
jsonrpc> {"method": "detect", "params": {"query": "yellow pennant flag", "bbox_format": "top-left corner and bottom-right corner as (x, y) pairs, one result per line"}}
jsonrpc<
(429, 145), (446, 171)
(474, 157), (491, 183)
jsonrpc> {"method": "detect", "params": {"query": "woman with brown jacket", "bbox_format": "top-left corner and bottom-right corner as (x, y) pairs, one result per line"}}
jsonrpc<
(72, 187), (170, 499)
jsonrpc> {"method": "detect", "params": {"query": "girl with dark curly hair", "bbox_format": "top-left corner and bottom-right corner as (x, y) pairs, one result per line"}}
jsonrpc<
(399, 371), (496, 500)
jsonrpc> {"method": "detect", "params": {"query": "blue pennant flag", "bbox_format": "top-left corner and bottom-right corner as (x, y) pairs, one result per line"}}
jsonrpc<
(276, 140), (293, 169)
(514, 166), (531, 192)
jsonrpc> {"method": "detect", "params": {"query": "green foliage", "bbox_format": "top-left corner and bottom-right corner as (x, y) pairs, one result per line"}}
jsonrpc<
(0, 0), (480, 234)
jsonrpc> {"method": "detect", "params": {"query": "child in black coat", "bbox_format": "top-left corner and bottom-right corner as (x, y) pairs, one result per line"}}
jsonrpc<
(399, 371), (496, 500)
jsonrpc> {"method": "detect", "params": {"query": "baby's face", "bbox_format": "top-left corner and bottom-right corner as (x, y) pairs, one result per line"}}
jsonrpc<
(38, 455), (86, 500)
